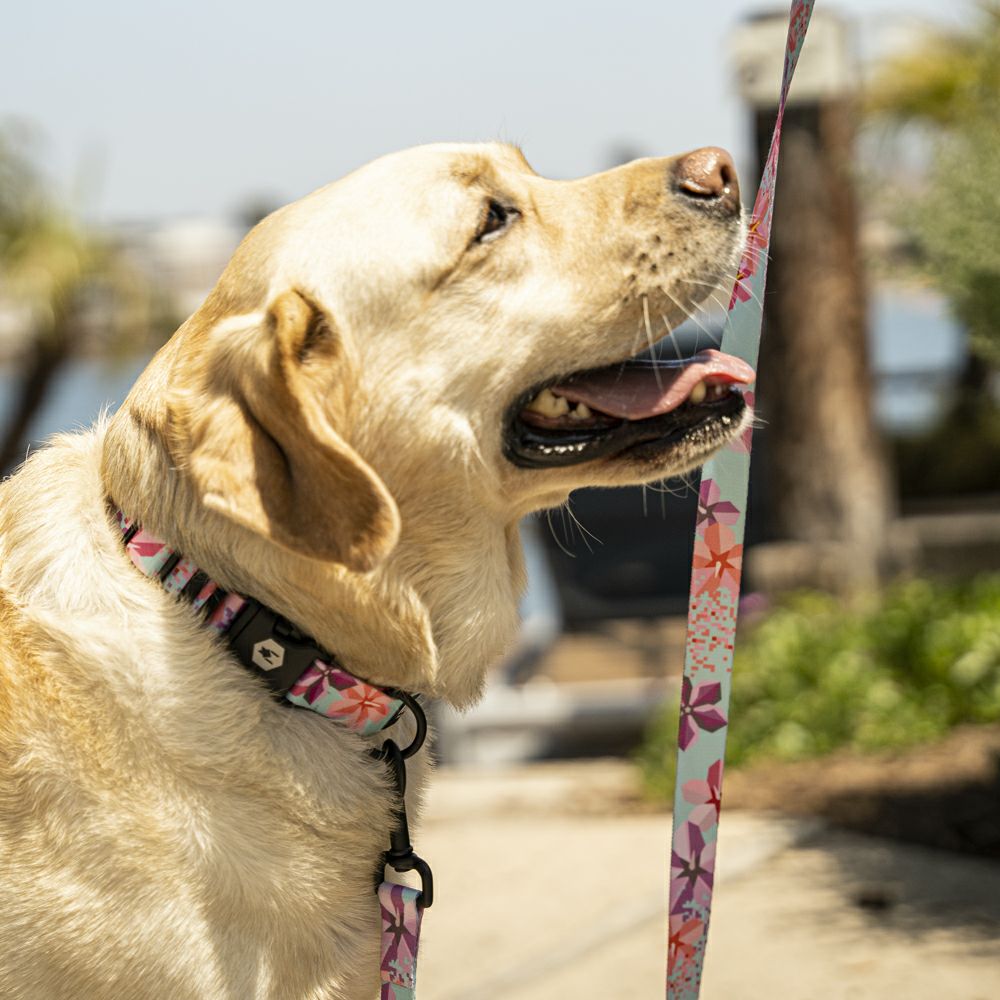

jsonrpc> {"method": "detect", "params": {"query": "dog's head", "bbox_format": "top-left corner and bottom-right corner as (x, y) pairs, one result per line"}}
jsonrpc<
(105, 142), (750, 700)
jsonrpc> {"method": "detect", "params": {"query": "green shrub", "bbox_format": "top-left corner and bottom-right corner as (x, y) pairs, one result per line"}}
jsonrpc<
(638, 575), (1000, 799)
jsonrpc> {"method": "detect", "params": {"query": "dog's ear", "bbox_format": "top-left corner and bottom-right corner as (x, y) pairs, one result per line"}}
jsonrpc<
(175, 289), (400, 572)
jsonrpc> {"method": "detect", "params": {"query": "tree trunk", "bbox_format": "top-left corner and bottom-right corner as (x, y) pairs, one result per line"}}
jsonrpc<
(0, 323), (71, 475)
(752, 99), (895, 590)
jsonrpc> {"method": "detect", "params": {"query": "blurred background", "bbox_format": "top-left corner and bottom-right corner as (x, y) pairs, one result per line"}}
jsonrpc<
(3, 2), (999, 996)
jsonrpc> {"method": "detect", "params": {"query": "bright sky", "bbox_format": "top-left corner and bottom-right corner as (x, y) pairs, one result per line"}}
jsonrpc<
(4, 0), (960, 222)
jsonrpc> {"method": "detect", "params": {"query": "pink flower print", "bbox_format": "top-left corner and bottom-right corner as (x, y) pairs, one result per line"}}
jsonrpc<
(789, 0), (811, 50)
(682, 760), (724, 831)
(697, 479), (740, 529)
(328, 683), (392, 728)
(130, 538), (166, 559)
(729, 191), (772, 307)
(678, 678), (727, 751)
(207, 593), (247, 632)
(670, 820), (716, 915)
(692, 522), (743, 597)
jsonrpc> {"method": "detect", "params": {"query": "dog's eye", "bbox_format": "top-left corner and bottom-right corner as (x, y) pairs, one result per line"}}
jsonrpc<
(477, 200), (518, 242)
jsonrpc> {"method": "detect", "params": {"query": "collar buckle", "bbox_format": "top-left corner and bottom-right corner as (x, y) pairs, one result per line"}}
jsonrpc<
(227, 598), (326, 696)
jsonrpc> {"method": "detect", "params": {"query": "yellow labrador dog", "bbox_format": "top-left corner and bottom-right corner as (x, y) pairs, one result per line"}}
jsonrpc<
(0, 142), (751, 998)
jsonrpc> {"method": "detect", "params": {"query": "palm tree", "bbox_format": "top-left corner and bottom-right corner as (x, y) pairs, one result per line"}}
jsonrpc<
(864, 4), (1000, 499)
(866, 2), (1000, 365)
(0, 124), (155, 472)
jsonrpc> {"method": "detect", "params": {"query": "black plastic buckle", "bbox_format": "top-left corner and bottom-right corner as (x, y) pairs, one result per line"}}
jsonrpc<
(226, 598), (326, 696)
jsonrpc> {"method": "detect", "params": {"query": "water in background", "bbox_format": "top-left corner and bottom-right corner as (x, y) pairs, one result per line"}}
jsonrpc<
(0, 355), (152, 455)
(0, 285), (965, 454)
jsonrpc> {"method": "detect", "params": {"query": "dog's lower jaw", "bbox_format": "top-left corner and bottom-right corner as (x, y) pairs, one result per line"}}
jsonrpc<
(505, 403), (752, 508)
(610, 403), (753, 483)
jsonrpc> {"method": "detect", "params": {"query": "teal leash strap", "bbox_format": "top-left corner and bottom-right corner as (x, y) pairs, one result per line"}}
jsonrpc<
(666, 3), (815, 996)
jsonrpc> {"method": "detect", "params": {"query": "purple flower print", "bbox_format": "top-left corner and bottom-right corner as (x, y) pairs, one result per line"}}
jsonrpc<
(379, 883), (421, 990)
(678, 678), (728, 751)
(670, 820), (716, 915)
(682, 759), (723, 831)
(289, 661), (346, 705)
(697, 479), (740, 529)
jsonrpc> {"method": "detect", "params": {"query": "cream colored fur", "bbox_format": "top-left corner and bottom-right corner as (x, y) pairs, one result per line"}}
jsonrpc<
(0, 142), (745, 998)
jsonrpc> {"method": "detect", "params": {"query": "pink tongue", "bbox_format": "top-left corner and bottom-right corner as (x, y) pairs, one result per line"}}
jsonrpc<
(552, 349), (755, 420)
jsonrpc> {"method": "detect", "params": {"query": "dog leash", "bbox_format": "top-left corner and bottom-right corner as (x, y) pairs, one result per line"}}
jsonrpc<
(666, 3), (815, 997)
(114, 513), (430, 1000)
(112, 8), (811, 987)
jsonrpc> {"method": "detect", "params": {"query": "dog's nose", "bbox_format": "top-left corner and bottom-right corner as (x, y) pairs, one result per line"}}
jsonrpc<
(673, 147), (740, 215)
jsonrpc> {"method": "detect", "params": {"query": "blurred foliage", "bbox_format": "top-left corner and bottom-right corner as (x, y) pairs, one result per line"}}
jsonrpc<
(639, 575), (1000, 799)
(1, 123), (92, 310)
(866, 3), (1000, 365)
(0, 121), (155, 360)
(0, 121), (163, 470)
(892, 370), (1000, 498)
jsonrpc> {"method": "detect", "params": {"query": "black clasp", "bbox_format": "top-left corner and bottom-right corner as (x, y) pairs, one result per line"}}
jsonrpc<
(227, 599), (326, 695)
(371, 695), (434, 909)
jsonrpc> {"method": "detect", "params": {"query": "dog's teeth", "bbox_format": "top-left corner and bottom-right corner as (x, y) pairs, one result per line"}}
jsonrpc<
(526, 388), (570, 418)
(689, 381), (707, 405)
(568, 402), (592, 421)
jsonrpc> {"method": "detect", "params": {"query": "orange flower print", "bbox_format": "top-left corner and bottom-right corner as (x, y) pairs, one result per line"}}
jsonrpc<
(692, 522), (743, 597)
(328, 684), (392, 727)
(668, 912), (705, 980)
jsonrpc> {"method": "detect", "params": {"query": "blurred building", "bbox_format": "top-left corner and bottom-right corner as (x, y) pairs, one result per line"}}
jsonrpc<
(113, 216), (246, 322)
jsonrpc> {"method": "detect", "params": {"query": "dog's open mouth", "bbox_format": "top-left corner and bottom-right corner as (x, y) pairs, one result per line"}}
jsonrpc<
(504, 349), (755, 469)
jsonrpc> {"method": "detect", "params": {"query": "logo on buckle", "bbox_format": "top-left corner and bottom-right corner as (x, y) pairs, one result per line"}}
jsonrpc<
(252, 638), (286, 671)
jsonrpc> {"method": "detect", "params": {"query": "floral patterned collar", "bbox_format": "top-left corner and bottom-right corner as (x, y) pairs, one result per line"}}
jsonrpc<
(113, 511), (406, 736)
(114, 510), (431, 997)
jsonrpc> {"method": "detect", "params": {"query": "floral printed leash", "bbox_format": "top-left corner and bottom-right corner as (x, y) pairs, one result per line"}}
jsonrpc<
(667, 3), (815, 997)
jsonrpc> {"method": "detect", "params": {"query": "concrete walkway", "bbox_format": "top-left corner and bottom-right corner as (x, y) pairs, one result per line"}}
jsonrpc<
(414, 761), (1000, 999)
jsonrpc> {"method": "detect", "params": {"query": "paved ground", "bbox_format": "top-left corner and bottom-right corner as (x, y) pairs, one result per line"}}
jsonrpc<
(413, 761), (1000, 999)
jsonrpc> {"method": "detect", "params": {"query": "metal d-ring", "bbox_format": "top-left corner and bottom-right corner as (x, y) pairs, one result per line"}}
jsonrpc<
(392, 690), (427, 759)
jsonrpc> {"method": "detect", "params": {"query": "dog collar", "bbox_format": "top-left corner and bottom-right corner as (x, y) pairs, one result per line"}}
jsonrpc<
(113, 511), (406, 736)
(114, 510), (432, 995)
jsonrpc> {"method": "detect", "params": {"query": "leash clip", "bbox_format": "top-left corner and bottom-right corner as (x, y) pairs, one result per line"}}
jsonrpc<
(371, 697), (434, 909)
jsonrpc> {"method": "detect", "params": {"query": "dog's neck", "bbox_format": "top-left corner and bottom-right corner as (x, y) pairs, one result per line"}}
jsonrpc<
(114, 510), (415, 732)
(101, 376), (523, 708)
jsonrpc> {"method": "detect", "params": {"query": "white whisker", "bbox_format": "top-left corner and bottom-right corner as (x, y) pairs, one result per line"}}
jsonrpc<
(661, 314), (686, 359)
(564, 497), (601, 551)
(545, 508), (574, 558)
(662, 286), (721, 348)
(641, 295), (664, 391)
